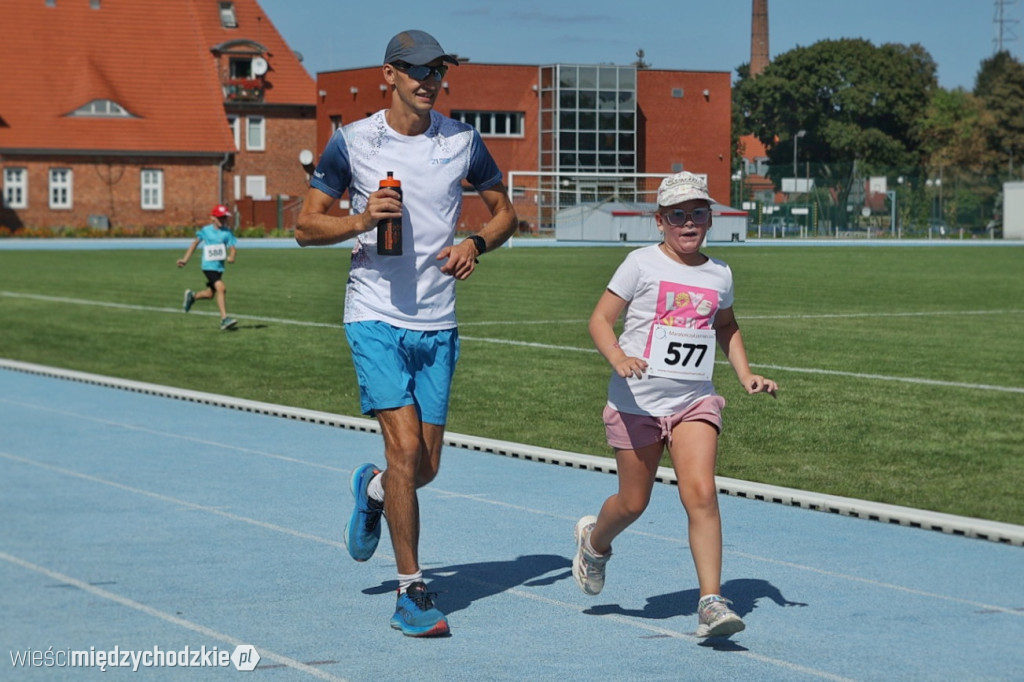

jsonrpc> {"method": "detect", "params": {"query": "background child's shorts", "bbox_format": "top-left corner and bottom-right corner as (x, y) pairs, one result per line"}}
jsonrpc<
(345, 321), (459, 425)
(202, 270), (224, 289)
(603, 395), (726, 450)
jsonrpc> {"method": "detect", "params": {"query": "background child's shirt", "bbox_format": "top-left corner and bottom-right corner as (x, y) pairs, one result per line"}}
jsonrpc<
(195, 224), (237, 272)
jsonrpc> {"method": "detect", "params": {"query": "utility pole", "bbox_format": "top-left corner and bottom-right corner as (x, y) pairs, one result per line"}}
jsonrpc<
(994, 0), (1020, 53)
(793, 130), (806, 192)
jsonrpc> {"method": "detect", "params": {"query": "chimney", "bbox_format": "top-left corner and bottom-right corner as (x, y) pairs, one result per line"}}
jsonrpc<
(751, 0), (769, 76)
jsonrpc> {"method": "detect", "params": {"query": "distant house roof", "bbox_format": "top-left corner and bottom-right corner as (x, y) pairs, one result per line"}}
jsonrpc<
(738, 134), (768, 161)
(0, 0), (313, 156)
(199, 1), (314, 107)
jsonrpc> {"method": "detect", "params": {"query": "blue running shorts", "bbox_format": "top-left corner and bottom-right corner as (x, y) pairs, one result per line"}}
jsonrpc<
(344, 321), (460, 426)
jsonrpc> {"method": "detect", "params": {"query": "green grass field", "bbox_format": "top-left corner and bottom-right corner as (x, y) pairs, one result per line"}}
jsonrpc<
(1, 242), (1022, 525)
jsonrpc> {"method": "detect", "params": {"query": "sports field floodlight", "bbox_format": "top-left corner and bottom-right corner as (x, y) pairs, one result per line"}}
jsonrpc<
(793, 129), (806, 191)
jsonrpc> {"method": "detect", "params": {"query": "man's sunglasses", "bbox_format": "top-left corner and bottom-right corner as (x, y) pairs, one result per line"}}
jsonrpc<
(391, 61), (448, 82)
(662, 208), (712, 226)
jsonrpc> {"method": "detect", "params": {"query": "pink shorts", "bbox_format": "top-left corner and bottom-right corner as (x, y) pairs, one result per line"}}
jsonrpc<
(603, 395), (726, 450)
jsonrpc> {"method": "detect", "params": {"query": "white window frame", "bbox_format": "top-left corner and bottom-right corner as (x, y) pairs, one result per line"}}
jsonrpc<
(227, 115), (240, 150)
(140, 169), (164, 210)
(71, 99), (132, 117)
(3, 167), (28, 209)
(246, 116), (265, 151)
(451, 110), (525, 137)
(219, 1), (238, 28)
(49, 168), (73, 209)
(245, 175), (267, 198)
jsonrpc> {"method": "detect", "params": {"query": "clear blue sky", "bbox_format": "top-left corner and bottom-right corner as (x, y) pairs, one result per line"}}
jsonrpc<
(258, 0), (1014, 91)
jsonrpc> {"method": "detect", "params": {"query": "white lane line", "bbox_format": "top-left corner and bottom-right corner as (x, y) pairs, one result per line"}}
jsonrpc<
(1, 291), (343, 328)
(6, 290), (1022, 326)
(3, 440), (1019, 617)
(741, 309), (1024, 321)
(0, 397), (352, 474)
(749, 363), (1024, 394)
(465, 309), (1024, 324)
(4, 358), (1023, 548)
(0, 451), (852, 681)
(7, 289), (1019, 394)
(489, 582), (858, 681)
(0, 450), (348, 550)
(0, 550), (349, 681)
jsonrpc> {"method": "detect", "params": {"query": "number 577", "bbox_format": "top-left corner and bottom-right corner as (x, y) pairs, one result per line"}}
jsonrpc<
(665, 342), (708, 367)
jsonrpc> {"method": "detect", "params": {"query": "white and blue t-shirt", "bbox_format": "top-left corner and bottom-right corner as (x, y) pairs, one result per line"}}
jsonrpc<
(310, 109), (503, 331)
(195, 224), (237, 272)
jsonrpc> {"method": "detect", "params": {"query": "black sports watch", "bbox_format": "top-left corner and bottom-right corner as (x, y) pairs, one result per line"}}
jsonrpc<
(468, 234), (487, 257)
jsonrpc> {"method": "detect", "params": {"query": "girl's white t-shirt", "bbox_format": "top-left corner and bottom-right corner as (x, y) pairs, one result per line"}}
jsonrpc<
(605, 244), (735, 416)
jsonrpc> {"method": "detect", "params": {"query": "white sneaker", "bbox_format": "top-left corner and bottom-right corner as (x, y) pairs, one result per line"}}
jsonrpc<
(696, 594), (745, 637)
(572, 515), (610, 595)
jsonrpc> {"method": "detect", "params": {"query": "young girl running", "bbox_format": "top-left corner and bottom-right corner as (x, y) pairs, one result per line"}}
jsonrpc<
(573, 171), (778, 638)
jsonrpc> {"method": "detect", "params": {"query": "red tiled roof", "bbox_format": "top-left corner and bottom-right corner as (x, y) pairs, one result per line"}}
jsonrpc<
(0, 0), (313, 155)
(194, 0), (315, 106)
(738, 134), (768, 160)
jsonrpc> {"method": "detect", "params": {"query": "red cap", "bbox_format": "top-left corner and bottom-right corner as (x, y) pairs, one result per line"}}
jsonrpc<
(211, 204), (231, 218)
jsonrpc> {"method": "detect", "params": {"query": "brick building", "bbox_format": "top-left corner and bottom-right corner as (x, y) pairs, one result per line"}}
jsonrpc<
(314, 62), (732, 232)
(0, 0), (315, 232)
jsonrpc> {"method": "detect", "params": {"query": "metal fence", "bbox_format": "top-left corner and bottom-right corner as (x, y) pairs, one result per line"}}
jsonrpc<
(732, 163), (1007, 239)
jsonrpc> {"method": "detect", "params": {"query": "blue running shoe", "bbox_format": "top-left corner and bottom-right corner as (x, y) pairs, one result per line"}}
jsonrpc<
(183, 289), (195, 313)
(390, 582), (449, 637)
(343, 463), (383, 562)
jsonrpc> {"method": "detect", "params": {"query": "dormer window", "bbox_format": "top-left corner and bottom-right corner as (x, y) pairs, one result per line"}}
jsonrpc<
(219, 2), (237, 28)
(69, 99), (134, 118)
(230, 57), (253, 79)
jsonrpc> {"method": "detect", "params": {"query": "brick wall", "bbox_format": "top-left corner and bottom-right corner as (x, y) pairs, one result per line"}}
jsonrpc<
(1, 155), (222, 230)
(315, 64), (540, 176)
(227, 108), (316, 203)
(310, 63), (733, 232)
(1, 112), (316, 231)
(636, 70), (733, 202)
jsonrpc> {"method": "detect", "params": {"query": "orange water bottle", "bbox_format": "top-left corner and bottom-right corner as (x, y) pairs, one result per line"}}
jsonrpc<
(377, 172), (403, 256)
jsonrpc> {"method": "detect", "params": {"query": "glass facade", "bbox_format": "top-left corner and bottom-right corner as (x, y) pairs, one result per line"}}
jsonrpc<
(539, 64), (636, 174)
(535, 64), (641, 225)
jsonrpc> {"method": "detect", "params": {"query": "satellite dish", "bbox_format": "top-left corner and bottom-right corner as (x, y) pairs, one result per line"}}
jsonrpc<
(252, 57), (268, 76)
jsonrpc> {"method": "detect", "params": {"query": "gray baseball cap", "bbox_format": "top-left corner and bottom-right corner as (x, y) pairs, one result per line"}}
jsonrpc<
(383, 30), (458, 66)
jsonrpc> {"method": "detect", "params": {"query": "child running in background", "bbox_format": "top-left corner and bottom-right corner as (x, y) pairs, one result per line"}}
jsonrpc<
(573, 171), (778, 638)
(177, 204), (238, 331)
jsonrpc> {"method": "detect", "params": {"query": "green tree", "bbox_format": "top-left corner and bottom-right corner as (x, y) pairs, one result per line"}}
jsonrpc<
(974, 50), (1024, 180)
(915, 88), (996, 230)
(734, 38), (937, 227)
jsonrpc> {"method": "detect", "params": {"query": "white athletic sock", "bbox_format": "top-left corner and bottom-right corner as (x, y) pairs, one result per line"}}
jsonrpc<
(367, 472), (385, 503)
(584, 532), (608, 557)
(398, 571), (423, 593)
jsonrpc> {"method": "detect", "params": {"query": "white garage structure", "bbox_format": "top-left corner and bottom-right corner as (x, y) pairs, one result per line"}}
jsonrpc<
(554, 201), (747, 243)
(1003, 181), (1024, 240)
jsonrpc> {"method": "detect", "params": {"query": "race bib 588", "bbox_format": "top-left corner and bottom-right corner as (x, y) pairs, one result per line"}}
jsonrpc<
(203, 244), (227, 262)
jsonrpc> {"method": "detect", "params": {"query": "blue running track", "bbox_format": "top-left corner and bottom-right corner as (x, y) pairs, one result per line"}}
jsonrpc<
(1, 361), (1022, 681)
